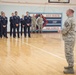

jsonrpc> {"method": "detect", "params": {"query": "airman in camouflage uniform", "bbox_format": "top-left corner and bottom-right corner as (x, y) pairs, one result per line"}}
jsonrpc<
(37, 14), (43, 33)
(31, 14), (36, 33)
(61, 9), (76, 74)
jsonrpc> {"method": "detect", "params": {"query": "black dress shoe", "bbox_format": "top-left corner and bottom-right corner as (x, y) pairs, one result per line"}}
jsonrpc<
(29, 36), (31, 38)
(13, 36), (16, 38)
(18, 36), (20, 38)
(24, 36), (26, 38)
(10, 35), (12, 37)
(6, 36), (8, 38)
(37, 31), (38, 33)
(0, 36), (2, 38)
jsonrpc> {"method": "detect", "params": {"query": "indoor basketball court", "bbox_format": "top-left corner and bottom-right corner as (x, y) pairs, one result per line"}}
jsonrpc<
(0, 0), (76, 75)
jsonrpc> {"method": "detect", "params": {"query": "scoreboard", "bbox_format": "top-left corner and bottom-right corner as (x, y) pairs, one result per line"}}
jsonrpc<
(30, 13), (62, 32)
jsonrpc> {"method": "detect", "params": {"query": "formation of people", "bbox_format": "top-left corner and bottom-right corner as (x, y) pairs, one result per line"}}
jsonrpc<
(0, 9), (75, 74)
(0, 11), (44, 38)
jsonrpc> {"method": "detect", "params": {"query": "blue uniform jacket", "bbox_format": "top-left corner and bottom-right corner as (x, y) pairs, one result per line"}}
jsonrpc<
(9, 16), (14, 25)
(13, 16), (20, 25)
(20, 18), (25, 25)
(0, 16), (2, 23)
(24, 16), (31, 26)
(1, 17), (8, 26)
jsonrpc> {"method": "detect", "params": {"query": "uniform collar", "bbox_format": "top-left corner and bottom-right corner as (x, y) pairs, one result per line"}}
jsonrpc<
(3, 16), (6, 18)
(15, 15), (18, 17)
(68, 15), (73, 18)
(0, 15), (3, 17)
(26, 15), (29, 17)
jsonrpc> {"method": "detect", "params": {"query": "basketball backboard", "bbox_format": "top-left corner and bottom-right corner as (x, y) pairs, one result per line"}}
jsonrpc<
(48, 0), (70, 3)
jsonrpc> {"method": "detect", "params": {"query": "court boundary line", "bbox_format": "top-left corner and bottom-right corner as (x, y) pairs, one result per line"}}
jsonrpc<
(22, 41), (76, 65)
(15, 39), (76, 65)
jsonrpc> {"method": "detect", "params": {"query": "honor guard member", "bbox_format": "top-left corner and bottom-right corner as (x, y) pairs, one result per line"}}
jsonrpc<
(0, 11), (4, 38)
(36, 14), (43, 33)
(20, 15), (25, 36)
(1, 12), (8, 38)
(24, 11), (31, 38)
(9, 13), (14, 37)
(13, 11), (20, 38)
(61, 9), (76, 74)
(0, 12), (2, 38)
(31, 14), (36, 33)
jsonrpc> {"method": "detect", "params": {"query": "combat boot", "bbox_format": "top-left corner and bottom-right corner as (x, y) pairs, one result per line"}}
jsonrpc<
(64, 66), (73, 69)
(63, 67), (74, 74)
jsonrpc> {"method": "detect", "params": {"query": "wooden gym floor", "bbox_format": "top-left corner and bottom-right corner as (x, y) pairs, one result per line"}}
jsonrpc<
(0, 33), (76, 75)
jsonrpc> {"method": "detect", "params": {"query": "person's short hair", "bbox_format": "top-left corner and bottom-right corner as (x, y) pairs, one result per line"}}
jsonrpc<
(22, 15), (24, 17)
(1, 11), (4, 13)
(26, 11), (29, 13)
(12, 13), (14, 14)
(1, 11), (4, 14)
(15, 11), (17, 13)
(68, 9), (74, 13)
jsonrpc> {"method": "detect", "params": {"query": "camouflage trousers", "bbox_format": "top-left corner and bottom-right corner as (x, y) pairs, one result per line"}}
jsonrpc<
(38, 24), (43, 32)
(31, 24), (36, 32)
(64, 40), (75, 67)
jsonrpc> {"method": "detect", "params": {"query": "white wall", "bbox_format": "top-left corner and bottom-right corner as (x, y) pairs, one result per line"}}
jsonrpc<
(70, 0), (76, 4)
(0, 0), (76, 4)
(0, 3), (76, 31)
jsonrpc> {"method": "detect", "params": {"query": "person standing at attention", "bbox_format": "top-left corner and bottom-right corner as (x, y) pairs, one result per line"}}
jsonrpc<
(61, 9), (76, 74)
(24, 11), (31, 38)
(36, 14), (43, 33)
(13, 11), (20, 38)
(20, 15), (25, 36)
(9, 13), (14, 37)
(31, 14), (36, 33)
(1, 12), (8, 38)
(0, 11), (4, 38)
